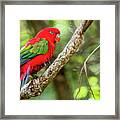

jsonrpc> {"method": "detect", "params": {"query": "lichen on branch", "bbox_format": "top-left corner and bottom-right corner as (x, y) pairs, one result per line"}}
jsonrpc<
(20, 20), (93, 100)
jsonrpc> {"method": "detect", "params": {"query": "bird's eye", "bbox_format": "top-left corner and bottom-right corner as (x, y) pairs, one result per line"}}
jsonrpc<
(49, 31), (54, 35)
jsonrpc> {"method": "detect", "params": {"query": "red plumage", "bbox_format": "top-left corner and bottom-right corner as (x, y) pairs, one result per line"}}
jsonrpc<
(20, 28), (60, 88)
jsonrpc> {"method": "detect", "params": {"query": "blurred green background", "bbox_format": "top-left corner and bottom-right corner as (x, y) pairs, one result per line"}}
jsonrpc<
(20, 20), (100, 100)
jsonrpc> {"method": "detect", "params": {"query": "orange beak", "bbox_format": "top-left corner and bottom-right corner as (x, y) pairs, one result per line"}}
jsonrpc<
(55, 34), (60, 42)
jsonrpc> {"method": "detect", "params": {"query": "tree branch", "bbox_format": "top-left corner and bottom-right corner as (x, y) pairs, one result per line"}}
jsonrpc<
(20, 20), (93, 100)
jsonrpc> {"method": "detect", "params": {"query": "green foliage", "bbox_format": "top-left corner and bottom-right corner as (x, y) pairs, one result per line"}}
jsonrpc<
(88, 64), (100, 75)
(20, 32), (33, 48)
(20, 20), (100, 100)
(90, 85), (100, 100)
(88, 76), (100, 100)
(71, 56), (85, 64)
(20, 21), (35, 48)
(88, 76), (98, 86)
(73, 87), (88, 100)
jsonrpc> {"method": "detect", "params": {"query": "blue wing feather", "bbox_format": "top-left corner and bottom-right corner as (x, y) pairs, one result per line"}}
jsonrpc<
(20, 65), (30, 90)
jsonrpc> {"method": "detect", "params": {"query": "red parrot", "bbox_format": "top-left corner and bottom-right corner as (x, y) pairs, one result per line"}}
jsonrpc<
(20, 28), (60, 89)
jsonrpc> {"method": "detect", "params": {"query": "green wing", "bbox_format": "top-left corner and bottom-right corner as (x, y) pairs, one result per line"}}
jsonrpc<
(20, 39), (48, 65)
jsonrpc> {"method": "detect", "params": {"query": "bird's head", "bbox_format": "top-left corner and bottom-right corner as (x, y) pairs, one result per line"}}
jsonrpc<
(35, 27), (60, 45)
(21, 28), (60, 50)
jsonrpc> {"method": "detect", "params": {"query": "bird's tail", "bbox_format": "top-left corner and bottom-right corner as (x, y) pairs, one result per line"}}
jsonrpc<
(20, 66), (30, 91)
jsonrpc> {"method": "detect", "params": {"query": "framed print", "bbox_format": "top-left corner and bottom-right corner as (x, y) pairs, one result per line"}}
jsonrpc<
(0, 0), (119, 119)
